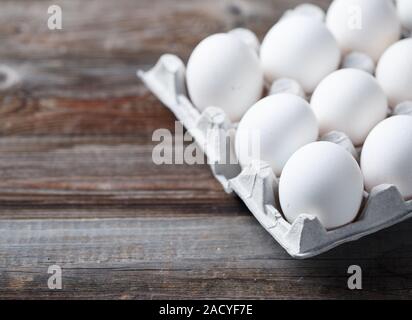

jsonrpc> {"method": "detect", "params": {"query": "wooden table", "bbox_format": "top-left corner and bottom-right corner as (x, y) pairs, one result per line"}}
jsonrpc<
(0, 0), (411, 300)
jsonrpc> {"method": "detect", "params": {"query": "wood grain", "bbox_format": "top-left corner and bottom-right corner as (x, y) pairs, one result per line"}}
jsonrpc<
(1, 0), (412, 300)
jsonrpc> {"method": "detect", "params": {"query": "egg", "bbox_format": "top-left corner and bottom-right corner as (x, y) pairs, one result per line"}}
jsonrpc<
(279, 141), (364, 230)
(186, 33), (264, 122)
(326, 0), (401, 62)
(235, 94), (318, 176)
(260, 15), (340, 93)
(311, 69), (388, 146)
(397, 0), (412, 31)
(361, 115), (412, 200)
(376, 38), (412, 107)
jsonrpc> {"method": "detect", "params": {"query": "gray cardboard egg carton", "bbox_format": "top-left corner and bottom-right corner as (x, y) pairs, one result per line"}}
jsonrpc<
(138, 54), (412, 259)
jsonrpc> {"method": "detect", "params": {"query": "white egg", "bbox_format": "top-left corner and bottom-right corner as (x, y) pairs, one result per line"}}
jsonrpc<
(186, 33), (264, 122)
(235, 94), (318, 176)
(397, 0), (412, 31)
(361, 115), (412, 200)
(311, 69), (388, 146)
(326, 0), (401, 62)
(279, 141), (364, 230)
(376, 38), (412, 107)
(260, 15), (340, 93)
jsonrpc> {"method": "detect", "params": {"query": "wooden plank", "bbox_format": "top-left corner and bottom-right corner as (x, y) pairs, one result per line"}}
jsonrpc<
(2, 217), (412, 299)
(0, 136), (244, 219)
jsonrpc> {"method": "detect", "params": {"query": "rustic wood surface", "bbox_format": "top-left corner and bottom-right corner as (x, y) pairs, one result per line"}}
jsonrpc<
(1, 0), (412, 300)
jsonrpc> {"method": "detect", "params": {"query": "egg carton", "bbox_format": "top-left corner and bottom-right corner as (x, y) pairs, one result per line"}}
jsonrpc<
(138, 54), (412, 259)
